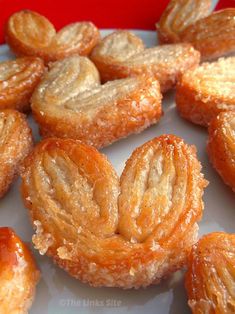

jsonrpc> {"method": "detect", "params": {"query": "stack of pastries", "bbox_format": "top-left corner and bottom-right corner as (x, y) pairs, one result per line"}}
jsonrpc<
(0, 1), (234, 313)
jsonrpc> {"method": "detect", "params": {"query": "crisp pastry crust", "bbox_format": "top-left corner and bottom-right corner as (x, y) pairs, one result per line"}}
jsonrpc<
(0, 57), (45, 112)
(90, 30), (200, 92)
(31, 55), (162, 149)
(185, 232), (235, 314)
(5, 10), (100, 63)
(207, 111), (235, 192)
(180, 9), (235, 61)
(0, 227), (40, 314)
(176, 57), (235, 127)
(157, 0), (211, 44)
(0, 109), (33, 198)
(20, 135), (208, 288)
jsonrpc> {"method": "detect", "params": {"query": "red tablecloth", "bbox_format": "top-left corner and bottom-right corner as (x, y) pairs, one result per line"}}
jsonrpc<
(0, 0), (234, 44)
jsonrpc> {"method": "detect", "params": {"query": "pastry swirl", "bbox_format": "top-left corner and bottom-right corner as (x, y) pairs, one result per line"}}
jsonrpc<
(180, 9), (235, 61)
(31, 55), (162, 148)
(185, 232), (235, 313)
(0, 109), (33, 198)
(90, 30), (200, 92)
(0, 57), (44, 112)
(176, 57), (235, 127)
(20, 135), (208, 288)
(6, 10), (100, 63)
(207, 111), (235, 192)
(157, 0), (211, 44)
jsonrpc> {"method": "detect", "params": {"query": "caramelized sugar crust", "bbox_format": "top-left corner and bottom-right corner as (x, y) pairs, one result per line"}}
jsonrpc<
(207, 111), (235, 192)
(6, 10), (100, 63)
(0, 109), (33, 198)
(90, 30), (200, 92)
(31, 56), (162, 149)
(185, 232), (235, 313)
(176, 57), (235, 127)
(180, 9), (235, 61)
(157, 0), (211, 44)
(0, 57), (45, 112)
(0, 227), (40, 314)
(20, 135), (208, 288)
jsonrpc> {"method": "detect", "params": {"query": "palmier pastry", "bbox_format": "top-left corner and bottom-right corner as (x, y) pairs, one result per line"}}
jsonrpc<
(20, 135), (208, 288)
(0, 109), (33, 198)
(157, 0), (212, 44)
(185, 232), (235, 313)
(90, 30), (200, 92)
(31, 56), (162, 148)
(0, 227), (40, 314)
(176, 57), (235, 127)
(207, 111), (235, 192)
(0, 57), (44, 112)
(5, 10), (100, 63)
(180, 9), (235, 61)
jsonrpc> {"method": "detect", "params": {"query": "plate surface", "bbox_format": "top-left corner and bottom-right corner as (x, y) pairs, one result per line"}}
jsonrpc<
(0, 28), (234, 314)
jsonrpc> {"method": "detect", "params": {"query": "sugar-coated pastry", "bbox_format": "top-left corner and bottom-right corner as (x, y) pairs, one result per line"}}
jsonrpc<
(0, 57), (45, 112)
(0, 227), (40, 314)
(207, 111), (235, 192)
(90, 30), (200, 92)
(180, 9), (235, 61)
(0, 109), (33, 198)
(20, 135), (208, 289)
(5, 10), (100, 63)
(157, 0), (211, 44)
(31, 55), (162, 149)
(176, 57), (235, 127)
(185, 232), (235, 313)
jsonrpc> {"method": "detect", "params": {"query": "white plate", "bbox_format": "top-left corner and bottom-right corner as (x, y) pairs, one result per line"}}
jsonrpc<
(1, 27), (234, 314)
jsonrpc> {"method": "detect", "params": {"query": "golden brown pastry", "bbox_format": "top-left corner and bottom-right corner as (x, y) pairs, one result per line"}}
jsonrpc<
(0, 57), (45, 112)
(5, 10), (100, 63)
(185, 232), (235, 313)
(0, 109), (33, 198)
(20, 135), (208, 288)
(90, 30), (200, 92)
(176, 57), (235, 127)
(180, 9), (235, 61)
(0, 227), (40, 314)
(31, 55), (162, 149)
(207, 111), (235, 192)
(157, 0), (212, 44)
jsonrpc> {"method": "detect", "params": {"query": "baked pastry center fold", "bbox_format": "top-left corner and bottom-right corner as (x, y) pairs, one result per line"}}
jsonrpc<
(21, 135), (208, 288)
(31, 55), (163, 148)
(90, 30), (200, 92)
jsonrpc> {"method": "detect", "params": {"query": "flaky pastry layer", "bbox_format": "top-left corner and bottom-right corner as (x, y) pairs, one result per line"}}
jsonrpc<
(90, 30), (200, 92)
(20, 135), (208, 288)
(207, 111), (235, 192)
(0, 109), (33, 198)
(176, 57), (235, 127)
(31, 56), (162, 148)
(185, 232), (235, 313)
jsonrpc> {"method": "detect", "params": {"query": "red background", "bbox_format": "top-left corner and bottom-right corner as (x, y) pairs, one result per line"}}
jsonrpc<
(0, 0), (234, 44)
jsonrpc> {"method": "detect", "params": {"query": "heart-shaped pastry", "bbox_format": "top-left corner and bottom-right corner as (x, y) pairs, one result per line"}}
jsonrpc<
(31, 55), (162, 149)
(176, 57), (235, 127)
(185, 232), (235, 313)
(90, 30), (200, 92)
(0, 57), (45, 112)
(0, 227), (40, 314)
(5, 10), (100, 63)
(180, 9), (235, 61)
(157, 0), (211, 44)
(20, 135), (208, 288)
(207, 111), (235, 192)
(0, 109), (33, 198)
